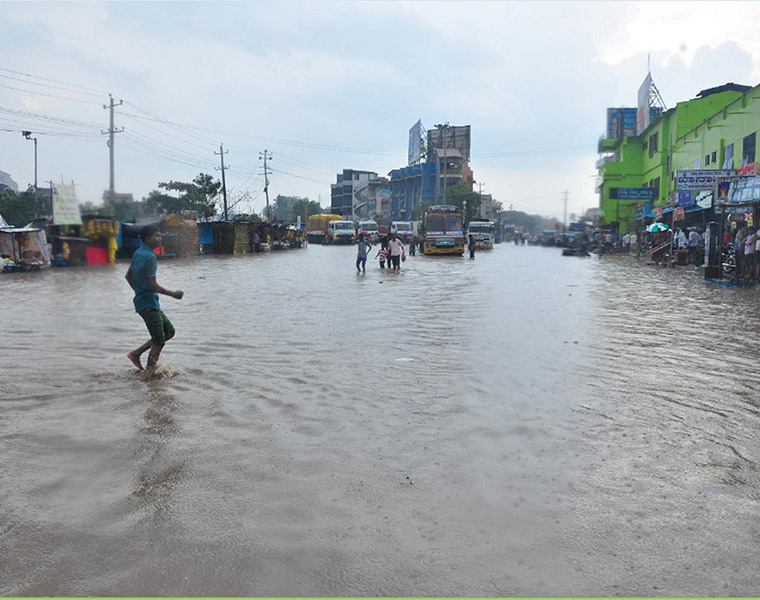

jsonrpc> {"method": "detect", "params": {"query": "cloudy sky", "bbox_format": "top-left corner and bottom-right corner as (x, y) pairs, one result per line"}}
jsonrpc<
(2, 1), (759, 220)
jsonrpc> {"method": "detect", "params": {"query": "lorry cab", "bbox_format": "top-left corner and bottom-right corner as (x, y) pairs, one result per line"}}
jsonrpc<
(467, 221), (495, 249)
(357, 220), (379, 242)
(390, 221), (414, 243)
(327, 220), (356, 244)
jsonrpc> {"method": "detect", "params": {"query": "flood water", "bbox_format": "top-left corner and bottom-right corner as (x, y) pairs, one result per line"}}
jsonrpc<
(2, 243), (760, 596)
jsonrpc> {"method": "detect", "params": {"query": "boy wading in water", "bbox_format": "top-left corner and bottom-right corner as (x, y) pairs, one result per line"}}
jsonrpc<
(125, 225), (184, 372)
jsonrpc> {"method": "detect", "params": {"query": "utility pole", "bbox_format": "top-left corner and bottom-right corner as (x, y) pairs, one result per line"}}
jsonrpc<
(563, 190), (569, 231)
(260, 149), (272, 221)
(102, 94), (123, 214)
(215, 144), (229, 220)
(22, 131), (38, 217)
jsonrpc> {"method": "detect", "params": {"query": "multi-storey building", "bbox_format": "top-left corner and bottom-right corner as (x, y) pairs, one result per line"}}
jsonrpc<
(597, 82), (751, 233)
(330, 169), (378, 220)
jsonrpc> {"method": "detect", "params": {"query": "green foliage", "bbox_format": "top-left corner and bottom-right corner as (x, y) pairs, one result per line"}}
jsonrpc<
(144, 173), (221, 219)
(232, 213), (260, 222)
(438, 182), (481, 224)
(0, 187), (42, 226)
(271, 195), (323, 222)
(500, 209), (559, 234)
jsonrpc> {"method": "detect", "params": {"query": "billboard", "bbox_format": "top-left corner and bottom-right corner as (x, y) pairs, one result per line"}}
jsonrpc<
(606, 108), (637, 139)
(636, 73), (652, 135)
(675, 169), (736, 191)
(408, 120), (422, 166)
(52, 183), (82, 225)
(427, 125), (471, 163)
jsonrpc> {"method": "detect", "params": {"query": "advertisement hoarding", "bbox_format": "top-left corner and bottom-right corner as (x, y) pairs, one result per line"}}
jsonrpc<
(408, 120), (422, 166)
(606, 107), (637, 139)
(52, 183), (82, 225)
(636, 73), (652, 135)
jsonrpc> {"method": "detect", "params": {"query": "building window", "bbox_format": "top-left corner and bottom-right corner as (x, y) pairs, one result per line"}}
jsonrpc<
(711, 151), (717, 164)
(705, 154), (710, 166)
(743, 132), (756, 166)
(649, 132), (658, 158)
(723, 143), (734, 169)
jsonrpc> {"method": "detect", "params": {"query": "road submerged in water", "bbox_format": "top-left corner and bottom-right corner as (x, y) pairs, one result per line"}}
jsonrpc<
(2, 244), (760, 596)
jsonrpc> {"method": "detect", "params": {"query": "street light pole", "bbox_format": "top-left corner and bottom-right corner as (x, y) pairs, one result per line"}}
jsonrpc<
(22, 131), (38, 217)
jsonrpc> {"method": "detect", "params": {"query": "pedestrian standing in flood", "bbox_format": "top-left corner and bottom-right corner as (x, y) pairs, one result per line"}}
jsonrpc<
(409, 235), (417, 256)
(387, 233), (405, 271)
(468, 234), (477, 259)
(354, 233), (371, 273)
(125, 225), (184, 373)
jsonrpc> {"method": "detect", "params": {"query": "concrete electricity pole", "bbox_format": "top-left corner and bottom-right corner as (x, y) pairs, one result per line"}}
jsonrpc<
(215, 144), (229, 220)
(563, 190), (569, 231)
(260, 150), (272, 221)
(102, 94), (123, 213)
(22, 131), (38, 217)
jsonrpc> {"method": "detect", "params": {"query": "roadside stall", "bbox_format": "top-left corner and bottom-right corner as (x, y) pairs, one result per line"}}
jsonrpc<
(716, 174), (760, 279)
(0, 226), (50, 272)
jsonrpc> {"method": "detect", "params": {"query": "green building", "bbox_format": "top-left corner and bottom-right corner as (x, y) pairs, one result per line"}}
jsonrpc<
(597, 82), (754, 234)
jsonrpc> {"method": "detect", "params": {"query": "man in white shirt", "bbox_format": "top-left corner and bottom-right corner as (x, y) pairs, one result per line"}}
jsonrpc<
(387, 233), (405, 271)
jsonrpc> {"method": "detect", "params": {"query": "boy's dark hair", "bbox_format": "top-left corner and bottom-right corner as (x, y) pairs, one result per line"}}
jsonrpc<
(139, 225), (160, 241)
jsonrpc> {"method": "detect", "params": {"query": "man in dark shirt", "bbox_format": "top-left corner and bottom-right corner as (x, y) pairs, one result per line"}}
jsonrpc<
(125, 225), (184, 372)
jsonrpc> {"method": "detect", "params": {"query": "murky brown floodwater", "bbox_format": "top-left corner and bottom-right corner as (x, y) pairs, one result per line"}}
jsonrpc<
(2, 244), (760, 596)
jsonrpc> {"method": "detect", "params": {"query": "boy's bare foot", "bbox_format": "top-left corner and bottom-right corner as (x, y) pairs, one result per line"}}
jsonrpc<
(127, 352), (143, 371)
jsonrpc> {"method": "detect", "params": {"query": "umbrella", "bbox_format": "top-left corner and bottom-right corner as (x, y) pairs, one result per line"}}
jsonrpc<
(647, 222), (670, 233)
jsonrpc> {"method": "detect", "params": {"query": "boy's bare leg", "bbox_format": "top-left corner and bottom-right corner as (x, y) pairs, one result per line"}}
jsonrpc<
(145, 331), (174, 371)
(128, 339), (152, 371)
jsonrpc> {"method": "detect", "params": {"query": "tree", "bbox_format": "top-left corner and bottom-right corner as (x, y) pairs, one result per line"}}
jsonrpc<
(439, 182), (481, 224)
(0, 187), (38, 226)
(144, 173), (221, 219)
(271, 195), (323, 222)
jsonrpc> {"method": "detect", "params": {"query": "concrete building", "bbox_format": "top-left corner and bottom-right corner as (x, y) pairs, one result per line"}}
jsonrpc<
(0, 170), (19, 193)
(597, 82), (752, 233)
(388, 162), (437, 220)
(330, 169), (379, 220)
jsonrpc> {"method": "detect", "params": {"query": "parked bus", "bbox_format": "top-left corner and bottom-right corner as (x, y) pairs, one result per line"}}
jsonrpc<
(357, 220), (379, 242)
(307, 214), (341, 243)
(467, 221), (495, 249)
(390, 220), (414, 243)
(421, 205), (465, 255)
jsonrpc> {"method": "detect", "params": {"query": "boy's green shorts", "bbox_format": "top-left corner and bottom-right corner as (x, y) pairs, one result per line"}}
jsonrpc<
(139, 308), (175, 346)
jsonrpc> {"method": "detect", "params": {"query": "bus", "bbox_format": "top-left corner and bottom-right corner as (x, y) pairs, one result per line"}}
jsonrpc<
(467, 221), (495, 249)
(421, 205), (465, 255)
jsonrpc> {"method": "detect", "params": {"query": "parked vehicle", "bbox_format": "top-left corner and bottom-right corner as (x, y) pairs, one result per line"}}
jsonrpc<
(307, 214), (342, 243)
(467, 220), (495, 249)
(421, 205), (465, 255)
(357, 220), (379, 242)
(327, 220), (356, 244)
(390, 220), (414, 243)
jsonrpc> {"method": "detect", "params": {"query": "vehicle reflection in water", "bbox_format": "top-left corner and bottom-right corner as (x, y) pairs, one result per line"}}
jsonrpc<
(1, 245), (760, 596)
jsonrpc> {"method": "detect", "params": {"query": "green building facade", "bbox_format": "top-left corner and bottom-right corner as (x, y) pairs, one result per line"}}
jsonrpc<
(597, 83), (756, 234)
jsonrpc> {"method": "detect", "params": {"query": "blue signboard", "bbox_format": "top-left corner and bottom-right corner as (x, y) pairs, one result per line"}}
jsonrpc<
(728, 176), (760, 204)
(617, 187), (655, 200)
(677, 191), (694, 207)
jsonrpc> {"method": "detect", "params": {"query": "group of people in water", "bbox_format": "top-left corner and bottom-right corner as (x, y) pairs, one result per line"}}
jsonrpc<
(354, 233), (409, 272)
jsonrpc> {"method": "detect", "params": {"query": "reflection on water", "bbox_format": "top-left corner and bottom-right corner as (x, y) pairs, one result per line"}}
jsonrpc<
(1, 246), (760, 595)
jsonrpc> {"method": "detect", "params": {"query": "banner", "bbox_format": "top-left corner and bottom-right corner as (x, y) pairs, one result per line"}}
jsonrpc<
(727, 176), (760, 204)
(52, 184), (82, 225)
(675, 169), (736, 191)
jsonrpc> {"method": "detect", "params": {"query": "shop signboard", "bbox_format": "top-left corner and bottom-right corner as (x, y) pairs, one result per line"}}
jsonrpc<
(52, 183), (82, 225)
(696, 191), (713, 210)
(674, 206), (685, 220)
(737, 162), (760, 176)
(655, 206), (663, 218)
(675, 169), (736, 191)
(677, 191), (693, 207)
(617, 187), (655, 200)
(727, 175), (760, 204)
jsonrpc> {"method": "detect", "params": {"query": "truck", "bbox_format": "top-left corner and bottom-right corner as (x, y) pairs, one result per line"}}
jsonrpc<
(390, 220), (414, 243)
(307, 214), (342, 243)
(421, 205), (465, 255)
(327, 220), (356, 244)
(467, 220), (495, 249)
(357, 219), (380, 242)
